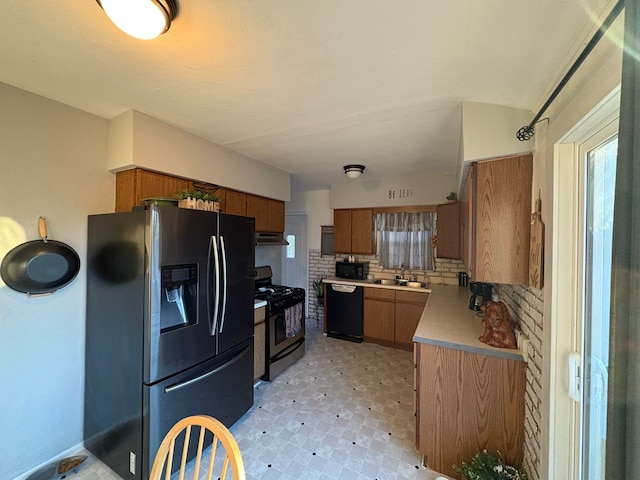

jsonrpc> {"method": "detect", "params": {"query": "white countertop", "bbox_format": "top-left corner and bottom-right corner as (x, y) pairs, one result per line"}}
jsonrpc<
(323, 276), (432, 293)
(412, 285), (525, 361)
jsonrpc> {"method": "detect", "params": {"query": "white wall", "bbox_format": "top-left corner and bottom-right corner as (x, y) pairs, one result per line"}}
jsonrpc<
(330, 172), (456, 209)
(287, 189), (333, 250)
(458, 102), (535, 193)
(461, 102), (534, 162)
(0, 82), (113, 480)
(107, 110), (291, 201)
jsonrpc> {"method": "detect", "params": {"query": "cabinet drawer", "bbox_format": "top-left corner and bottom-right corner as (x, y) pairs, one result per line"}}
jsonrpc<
(364, 287), (396, 300)
(396, 290), (429, 304)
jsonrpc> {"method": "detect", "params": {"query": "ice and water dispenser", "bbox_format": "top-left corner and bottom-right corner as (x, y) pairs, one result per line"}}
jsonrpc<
(160, 264), (198, 331)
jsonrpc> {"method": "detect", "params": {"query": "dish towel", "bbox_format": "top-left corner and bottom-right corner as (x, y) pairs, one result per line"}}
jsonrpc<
(285, 303), (303, 338)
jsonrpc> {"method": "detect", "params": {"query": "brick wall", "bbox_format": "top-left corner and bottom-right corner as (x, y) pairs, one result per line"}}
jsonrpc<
(494, 284), (544, 480)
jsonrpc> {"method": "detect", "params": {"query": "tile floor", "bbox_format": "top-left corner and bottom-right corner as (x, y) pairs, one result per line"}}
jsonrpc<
(63, 321), (452, 480)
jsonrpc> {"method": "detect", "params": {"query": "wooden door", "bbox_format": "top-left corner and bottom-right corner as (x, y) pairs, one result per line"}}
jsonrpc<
(435, 202), (460, 259)
(333, 209), (352, 253)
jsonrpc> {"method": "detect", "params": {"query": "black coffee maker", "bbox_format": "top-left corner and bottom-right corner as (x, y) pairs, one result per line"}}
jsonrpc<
(469, 282), (493, 311)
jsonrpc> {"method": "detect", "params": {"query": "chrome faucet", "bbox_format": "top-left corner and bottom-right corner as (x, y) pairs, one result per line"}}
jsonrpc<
(400, 264), (405, 280)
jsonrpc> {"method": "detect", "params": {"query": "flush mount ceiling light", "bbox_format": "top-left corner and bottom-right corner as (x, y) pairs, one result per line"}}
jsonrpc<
(97, 0), (178, 40)
(344, 164), (365, 179)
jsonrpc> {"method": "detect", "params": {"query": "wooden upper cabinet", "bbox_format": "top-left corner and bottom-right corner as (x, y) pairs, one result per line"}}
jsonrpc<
(333, 209), (352, 253)
(351, 209), (374, 254)
(267, 199), (285, 233)
(215, 188), (227, 212)
(114, 169), (285, 232)
(467, 154), (533, 285)
(224, 190), (247, 216)
(333, 208), (374, 254)
(115, 169), (190, 212)
(460, 167), (473, 274)
(246, 195), (269, 231)
(435, 202), (460, 259)
(245, 194), (285, 233)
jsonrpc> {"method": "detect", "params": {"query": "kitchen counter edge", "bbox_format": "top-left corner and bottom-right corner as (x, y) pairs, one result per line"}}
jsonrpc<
(322, 276), (432, 293)
(412, 285), (525, 362)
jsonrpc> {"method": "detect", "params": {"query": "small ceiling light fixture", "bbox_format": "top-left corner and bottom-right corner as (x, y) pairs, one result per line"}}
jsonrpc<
(344, 164), (365, 179)
(97, 0), (178, 40)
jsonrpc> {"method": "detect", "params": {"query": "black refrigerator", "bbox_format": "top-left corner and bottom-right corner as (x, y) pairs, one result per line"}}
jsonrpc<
(84, 205), (255, 479)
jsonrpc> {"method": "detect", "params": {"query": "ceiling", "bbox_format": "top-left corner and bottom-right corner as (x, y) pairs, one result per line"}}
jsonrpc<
(0, 1), (616, 192)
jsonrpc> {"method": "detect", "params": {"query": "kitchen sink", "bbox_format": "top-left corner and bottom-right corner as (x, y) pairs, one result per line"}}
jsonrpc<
(372, 278), (428, 289)
(373, 279), (399, 285)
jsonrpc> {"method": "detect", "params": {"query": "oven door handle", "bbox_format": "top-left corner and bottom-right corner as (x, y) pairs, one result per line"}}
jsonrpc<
(271, 337), (305, 362)
(210, 235), (220, 335)
(219, 235), (228, 333)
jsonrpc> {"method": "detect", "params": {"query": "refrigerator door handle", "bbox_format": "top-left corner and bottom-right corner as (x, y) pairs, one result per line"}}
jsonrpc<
(163, 345), (251, 393)
(211, 235), (220, 335)
(219, 235), (228, 333)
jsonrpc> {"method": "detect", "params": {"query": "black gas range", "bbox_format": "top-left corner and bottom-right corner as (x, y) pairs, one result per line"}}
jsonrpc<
(254, 266), (306, 380)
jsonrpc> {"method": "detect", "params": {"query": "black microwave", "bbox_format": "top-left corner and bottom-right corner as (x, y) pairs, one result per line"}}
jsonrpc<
(335, 261), (369, 280)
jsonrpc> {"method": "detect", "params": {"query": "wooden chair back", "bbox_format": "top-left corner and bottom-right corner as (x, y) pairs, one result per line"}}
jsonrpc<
(149, 415), (245, 480)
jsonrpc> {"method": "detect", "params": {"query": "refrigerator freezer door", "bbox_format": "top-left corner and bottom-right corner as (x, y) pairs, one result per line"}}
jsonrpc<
(143, 339), (254, 479)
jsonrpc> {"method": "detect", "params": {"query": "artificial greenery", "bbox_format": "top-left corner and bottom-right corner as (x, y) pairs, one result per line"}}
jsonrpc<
(176, 189), (219, 203)
(455, 450), (528, 480)
(312, 279), (324, 298)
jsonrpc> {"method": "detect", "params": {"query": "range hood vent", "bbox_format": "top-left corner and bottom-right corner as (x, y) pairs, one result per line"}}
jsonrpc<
(255, 232), (289, 246)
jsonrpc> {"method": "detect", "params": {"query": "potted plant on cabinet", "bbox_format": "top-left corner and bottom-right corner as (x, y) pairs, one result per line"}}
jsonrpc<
(176, 189), (220, 212)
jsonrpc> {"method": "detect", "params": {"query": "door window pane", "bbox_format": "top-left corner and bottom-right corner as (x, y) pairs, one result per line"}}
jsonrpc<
(582, 134), (617, 480)
(286, 235), (296, 259)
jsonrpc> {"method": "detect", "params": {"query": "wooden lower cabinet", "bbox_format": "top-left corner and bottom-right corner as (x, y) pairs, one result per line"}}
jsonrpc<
(364, 287), (428, 350)
(415, 343), (525, 479)
(363, 298), (395, 341)
(394, 302), (424, 345)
